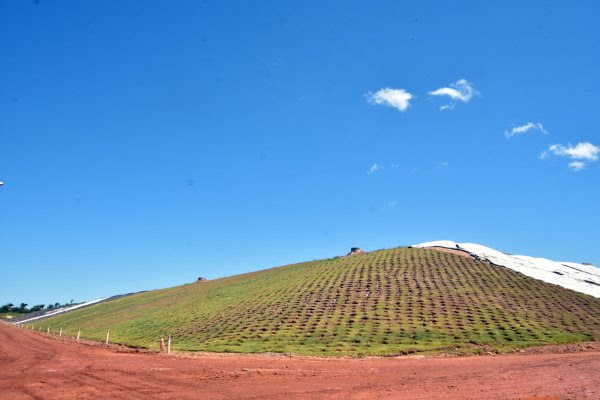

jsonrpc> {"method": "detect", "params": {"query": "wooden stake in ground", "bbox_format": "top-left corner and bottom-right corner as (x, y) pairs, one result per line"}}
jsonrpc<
(106, 330), (109, 345)
(168, 335), (171, 354)
(77, 329), (80, 341)
(59, 328), (62, 337)
(160, 337), (166, 352)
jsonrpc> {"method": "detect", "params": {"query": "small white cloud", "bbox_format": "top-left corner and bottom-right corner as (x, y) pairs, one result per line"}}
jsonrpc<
(368, 163), (380, 174)
(569, 161), (586, 171)
(543, 142), (599, 171)
(367, 88), (413, 112)
(505, 122), (547, 138)
(429, 79), (478, 110)
(548, 142), (599, 161)
(436, 161), (449, 168)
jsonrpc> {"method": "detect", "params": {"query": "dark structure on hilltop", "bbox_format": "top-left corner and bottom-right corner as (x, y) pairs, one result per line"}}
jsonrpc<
(346, 247), (364, 256)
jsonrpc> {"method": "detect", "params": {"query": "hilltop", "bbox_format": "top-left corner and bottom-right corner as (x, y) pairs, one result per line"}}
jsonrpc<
(35, 247), (600, 356)
(414, 241), (600, 297)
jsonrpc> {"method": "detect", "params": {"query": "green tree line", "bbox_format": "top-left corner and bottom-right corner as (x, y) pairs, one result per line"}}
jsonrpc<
(1, 300), (74, 314)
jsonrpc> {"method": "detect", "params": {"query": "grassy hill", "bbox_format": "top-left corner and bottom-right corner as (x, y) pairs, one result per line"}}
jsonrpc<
(36, 247), (600, 356)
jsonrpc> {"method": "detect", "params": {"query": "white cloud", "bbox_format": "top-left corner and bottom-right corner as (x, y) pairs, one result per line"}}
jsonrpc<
(367, 88), (413, 112)
(368, 163), (380, 174)
(568, 161), (586, 171)
(429, 79), (478, 109)
(436, 161), (449, 168)
(543, 142), (599, 171)
(505, 122), (547, 138)
(548, 142), (599, 161)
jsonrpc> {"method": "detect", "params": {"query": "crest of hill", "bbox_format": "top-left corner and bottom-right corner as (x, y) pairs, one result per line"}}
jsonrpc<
(37, 247), (600, 356)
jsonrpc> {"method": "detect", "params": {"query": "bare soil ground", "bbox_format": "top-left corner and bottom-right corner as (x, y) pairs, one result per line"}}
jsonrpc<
(1, 324), (598, 400)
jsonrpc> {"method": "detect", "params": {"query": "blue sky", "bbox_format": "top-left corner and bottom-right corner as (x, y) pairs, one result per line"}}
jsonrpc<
(1, 1), (599, 306)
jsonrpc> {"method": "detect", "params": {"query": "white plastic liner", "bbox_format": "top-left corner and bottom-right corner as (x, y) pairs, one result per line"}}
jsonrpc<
(14, 298), (107, 325)
(413, 240), (600, 298)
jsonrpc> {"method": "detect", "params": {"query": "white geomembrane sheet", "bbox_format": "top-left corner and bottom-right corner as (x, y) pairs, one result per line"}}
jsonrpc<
(413, 240), (600, 298)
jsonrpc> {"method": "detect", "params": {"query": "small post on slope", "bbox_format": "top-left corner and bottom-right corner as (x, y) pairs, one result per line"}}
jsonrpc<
(106, 329), (110, 345)
(167, 335), (171, 354)
(59, 328), (62, 337)
(77, 329), (80, 341)
(160, 337), (166, 352)
(47, 327), (49, 334)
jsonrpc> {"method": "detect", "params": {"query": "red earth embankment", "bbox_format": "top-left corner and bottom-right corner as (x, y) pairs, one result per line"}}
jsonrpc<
(0, 323), (598, 399)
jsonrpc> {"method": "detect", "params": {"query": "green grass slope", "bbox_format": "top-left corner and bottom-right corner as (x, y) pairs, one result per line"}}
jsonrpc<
(37, 247), (600, 356)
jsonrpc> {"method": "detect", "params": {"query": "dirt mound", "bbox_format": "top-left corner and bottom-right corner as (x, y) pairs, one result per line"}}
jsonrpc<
(345, 247), (364, 256)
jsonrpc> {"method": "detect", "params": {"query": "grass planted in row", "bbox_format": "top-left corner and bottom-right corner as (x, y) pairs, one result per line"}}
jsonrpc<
(38, 247), (600, 356)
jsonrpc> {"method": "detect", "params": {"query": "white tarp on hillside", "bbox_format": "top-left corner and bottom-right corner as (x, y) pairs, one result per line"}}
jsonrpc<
(412, 240), (600, 298)
(14, 298), (107, 325)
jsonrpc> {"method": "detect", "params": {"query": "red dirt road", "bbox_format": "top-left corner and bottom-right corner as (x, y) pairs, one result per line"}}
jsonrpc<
(1, 324), (598, 400)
